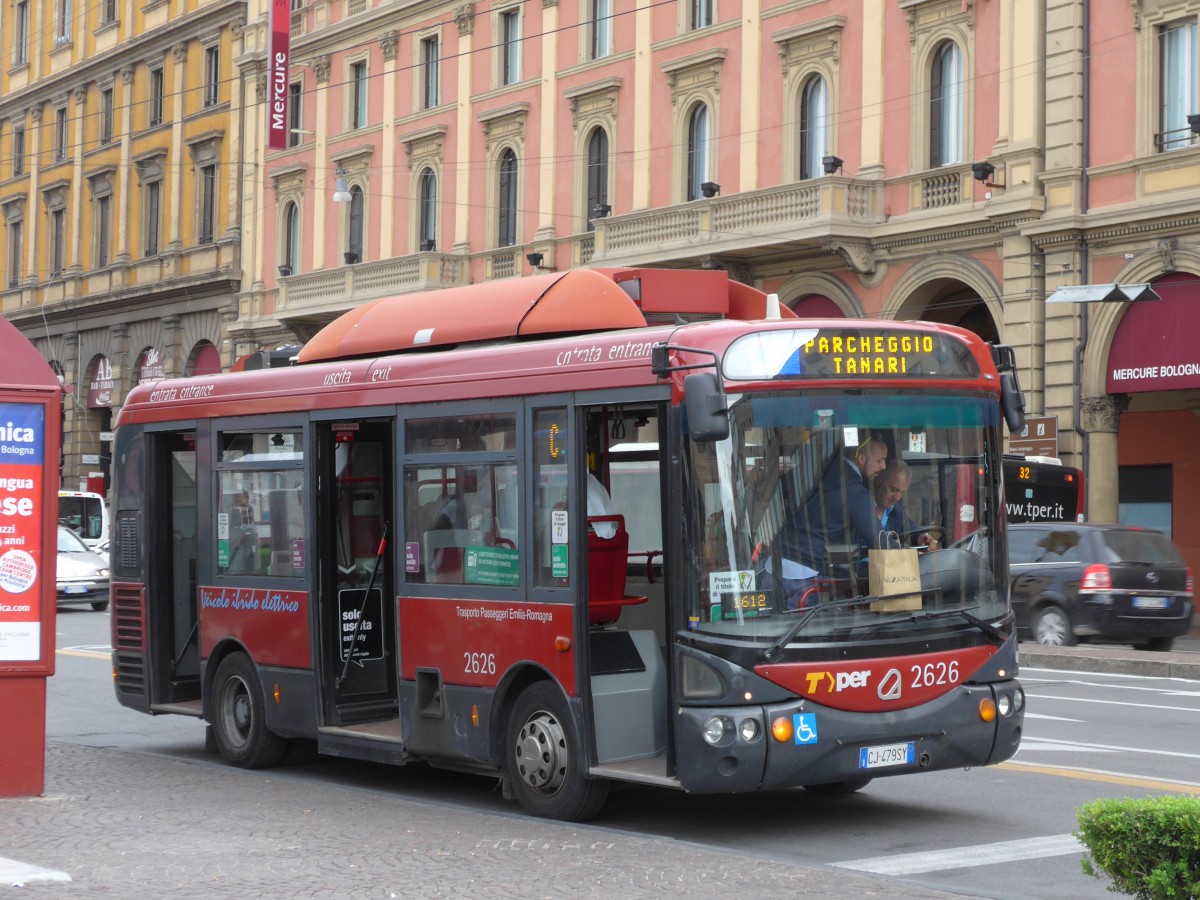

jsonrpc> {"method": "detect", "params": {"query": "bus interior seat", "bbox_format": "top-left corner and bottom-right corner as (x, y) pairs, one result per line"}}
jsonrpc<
(587, 515), (646, 626)
(424, 528), (482, 583)
(269, 550), (293, 577)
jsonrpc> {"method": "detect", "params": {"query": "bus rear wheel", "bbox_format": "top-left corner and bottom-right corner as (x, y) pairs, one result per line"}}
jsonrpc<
(505, 682), (609, 821)
(211, 652), (286, 769)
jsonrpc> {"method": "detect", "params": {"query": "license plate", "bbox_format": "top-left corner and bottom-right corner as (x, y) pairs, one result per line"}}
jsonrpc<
(62, 584), (89, 594)
(859, 741), (915, 770)
(1132, 596), (1170, 610)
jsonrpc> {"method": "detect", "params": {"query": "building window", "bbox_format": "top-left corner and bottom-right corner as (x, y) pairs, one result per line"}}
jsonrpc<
(351, 62), (368, 129)
(799, 75), (827, 180)
(419, 168), (437, 250)
(1159, 21), (1197, 151)
(54, 108), (68, 162)
(501, 9), (521, 85)
(6, 220), (21, 288)
(591, 0), (612, 60)
(690, 0), (712, 30)
(145, 181), (161, 256)
(12, 126), (24, 177)
(100, 88), (114, 145)
(204, 45), (220, 107)
(199, 165), (216, 244)
(421, 36), (440, 109)
(149, 67), (165, 127)
(686, 103), (710, 201)
(55, 0), (71, 44)
(283, 202), (299, 273)
(586, 127), (608, 231)
(96, 195), (111, 268)
(348, 186), (364, 262)
(1119, 464), (1174, 536)
(14, 1), (29, 66)
(50, 209), (65, 277)
(929, 41), (963, 167)
(288, 82), (302, 146)
(497, 148), (518, 246)
(101, 0), (116, 24)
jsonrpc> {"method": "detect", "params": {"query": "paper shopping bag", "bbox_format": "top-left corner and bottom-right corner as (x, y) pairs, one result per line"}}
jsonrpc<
(867, 546), (922, 612)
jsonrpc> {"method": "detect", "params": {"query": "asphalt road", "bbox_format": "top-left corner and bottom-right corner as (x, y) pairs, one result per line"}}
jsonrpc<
(17, 609), (1200, 898)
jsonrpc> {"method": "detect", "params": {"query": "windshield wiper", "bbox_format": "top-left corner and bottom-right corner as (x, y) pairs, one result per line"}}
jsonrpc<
(841, 605), (1009, 642)
(760, 594), (882, 663)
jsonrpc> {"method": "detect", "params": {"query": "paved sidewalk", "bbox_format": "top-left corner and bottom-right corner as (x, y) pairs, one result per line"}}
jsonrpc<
(0, 742), (976, 900)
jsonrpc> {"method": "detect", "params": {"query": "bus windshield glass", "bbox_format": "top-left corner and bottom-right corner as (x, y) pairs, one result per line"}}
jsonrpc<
(683, 389), (1005, 642)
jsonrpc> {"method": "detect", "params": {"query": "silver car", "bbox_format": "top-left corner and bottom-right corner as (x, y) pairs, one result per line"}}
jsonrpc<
(56, 525), (110, 611)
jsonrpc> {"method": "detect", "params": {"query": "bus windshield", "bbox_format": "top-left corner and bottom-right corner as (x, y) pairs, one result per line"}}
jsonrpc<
(683, 390), (1006, 642)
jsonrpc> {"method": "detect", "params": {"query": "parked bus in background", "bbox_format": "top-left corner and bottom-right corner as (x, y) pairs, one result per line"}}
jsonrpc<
(1002, 455), (1084, 524)
(58, 490), (109, 553)
(109, 268), (1027, 820)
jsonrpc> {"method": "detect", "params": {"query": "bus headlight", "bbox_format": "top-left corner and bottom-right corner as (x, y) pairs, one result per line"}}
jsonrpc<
(739, 718), (760, 742)
(1013, 688), (1024, 713)
(702, 716), (726, 745)
(997, 694), (1011, 717)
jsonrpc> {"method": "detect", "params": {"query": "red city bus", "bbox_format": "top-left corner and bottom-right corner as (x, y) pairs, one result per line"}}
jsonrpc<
(110, 268), (1026, 820)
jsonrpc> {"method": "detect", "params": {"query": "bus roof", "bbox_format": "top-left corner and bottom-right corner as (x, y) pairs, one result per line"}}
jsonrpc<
(294, 267), (794, 364)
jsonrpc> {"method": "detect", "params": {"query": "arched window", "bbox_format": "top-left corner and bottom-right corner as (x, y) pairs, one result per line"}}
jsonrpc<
(497, 148), (518, 247)
(419, 168), (437, 250)
(586, 127), (609, 231)
(686, 103), (710, 201)
(283, 202), (299, 272)
(348, 186), (364, 262)
(799, 75), (827, 181)
(929, 41), (963, 167)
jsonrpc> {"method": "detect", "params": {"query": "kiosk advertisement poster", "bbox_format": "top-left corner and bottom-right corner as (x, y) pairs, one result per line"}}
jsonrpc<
(0, 402), (45, 662)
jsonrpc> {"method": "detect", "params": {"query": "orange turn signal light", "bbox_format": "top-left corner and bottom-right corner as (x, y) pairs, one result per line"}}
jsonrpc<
(978, 697), (997, 722)
(771, 716), (794, 742)
(554, 636), (572, 652)
(472, 704), (479, 727)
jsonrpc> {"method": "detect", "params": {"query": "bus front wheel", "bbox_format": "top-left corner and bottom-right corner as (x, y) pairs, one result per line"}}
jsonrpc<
(505, 682), (609, 821)
(211, 652), (287, 769)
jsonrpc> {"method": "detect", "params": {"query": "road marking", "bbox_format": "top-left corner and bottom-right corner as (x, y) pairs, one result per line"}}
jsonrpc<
(1022, 712), (1084, 722)
(57, 646), (110, 659)
(1027, 693), (1200, 713)
(834, 834), (1083, 875)
(1016, 735), (1200, 760)
(997, 760), (1200, 794)
(1022, 667), (1199, 684)
(1016, 740), (1115, 753)
(1022, 676), (1200, 694)
(0, 856), (71, 887)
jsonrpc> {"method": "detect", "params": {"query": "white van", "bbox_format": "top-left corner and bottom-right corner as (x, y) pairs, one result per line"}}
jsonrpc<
(58, 490), (109, 554)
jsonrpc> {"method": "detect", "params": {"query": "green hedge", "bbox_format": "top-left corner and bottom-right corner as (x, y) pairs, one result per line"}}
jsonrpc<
(1075, 796), (1200, 899)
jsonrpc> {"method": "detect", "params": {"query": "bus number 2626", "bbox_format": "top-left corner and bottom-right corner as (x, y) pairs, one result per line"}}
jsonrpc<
(464, 652), (497, 675)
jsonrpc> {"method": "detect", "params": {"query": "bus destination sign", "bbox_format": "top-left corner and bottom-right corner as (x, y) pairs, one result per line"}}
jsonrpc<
(724, 328), (980, 381)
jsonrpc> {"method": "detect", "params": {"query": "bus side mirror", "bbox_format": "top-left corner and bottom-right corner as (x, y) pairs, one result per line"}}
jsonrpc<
(1000, 372), (1026, 434)
(684, 372), (730, 442)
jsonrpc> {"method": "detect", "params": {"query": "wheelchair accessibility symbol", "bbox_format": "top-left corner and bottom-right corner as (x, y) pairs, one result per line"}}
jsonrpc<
(793, 713), (818, 745)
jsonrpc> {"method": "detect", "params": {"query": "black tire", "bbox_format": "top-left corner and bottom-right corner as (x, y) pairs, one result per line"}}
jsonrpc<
(1134, 636), (1174, 652)
(1032, 604), (1075, 646)
(505, 682), (610, 821)
(211, 652), (287, 769)
(802, 778), (872, 796)
(90, 600), (109, 611)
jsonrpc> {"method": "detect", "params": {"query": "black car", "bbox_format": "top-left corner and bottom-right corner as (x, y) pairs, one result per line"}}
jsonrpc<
(1006, 523), (1193, 651)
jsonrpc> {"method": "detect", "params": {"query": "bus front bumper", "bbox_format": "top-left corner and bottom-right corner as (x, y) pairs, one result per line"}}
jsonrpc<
(674, 680), (1024, 794)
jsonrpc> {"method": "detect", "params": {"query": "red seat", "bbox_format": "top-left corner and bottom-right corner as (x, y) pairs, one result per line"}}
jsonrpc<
(587, 515), (647, 625)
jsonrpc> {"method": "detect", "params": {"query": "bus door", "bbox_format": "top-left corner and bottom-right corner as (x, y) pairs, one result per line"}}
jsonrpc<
(315, 419), (397, 724)
(146, 429), (201, 704)
(579, 401), (671, 775)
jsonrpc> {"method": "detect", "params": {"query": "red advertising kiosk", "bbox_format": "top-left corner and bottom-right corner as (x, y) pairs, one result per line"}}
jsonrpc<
(0, 316), (60, 796)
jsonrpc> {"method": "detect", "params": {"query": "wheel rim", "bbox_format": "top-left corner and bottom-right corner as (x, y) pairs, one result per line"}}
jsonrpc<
(219, 675), (253, 750)
(1036, 609), (1069, 645)
(514, 709), (567, 796)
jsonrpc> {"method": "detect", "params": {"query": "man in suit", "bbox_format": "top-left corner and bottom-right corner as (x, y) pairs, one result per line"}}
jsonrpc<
(874, 459), (939, 550)
(770, 432), (888, 608)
